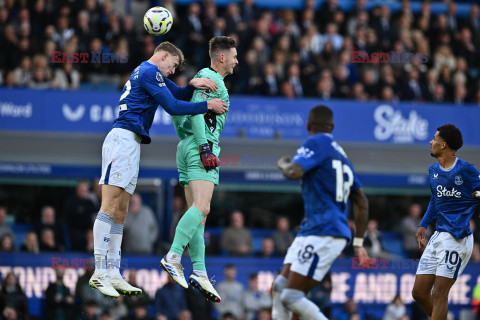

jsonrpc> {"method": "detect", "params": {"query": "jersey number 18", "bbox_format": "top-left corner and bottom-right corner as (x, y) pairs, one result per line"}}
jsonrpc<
(332, 159), (354, 203)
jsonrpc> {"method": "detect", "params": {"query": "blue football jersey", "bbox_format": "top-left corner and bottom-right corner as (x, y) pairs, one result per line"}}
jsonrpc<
(420, 158), (480, 239)
(113, 61), (207, 144)
(292, 133), (362, 239)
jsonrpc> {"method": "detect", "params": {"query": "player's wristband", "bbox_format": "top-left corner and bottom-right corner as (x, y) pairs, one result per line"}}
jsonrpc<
(353, 237), (364, 247)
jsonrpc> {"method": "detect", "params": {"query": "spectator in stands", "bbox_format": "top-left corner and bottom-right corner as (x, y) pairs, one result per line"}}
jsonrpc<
(221, 210), (252, 256)
(335, 298), (364, 320)
(20, 231), (39, 253)
(53, 63), (80, 90)
(272, 217), (294, 256)
(364, 219), (391, 259)
(64, 181), (96, 251)
(401, 203), (423, 259)
(121, 303), (151, 320)
(39, 228), (60, 252)
(0, 272), (29, 320)
(185, 286), (212, 320)
(382, 295), (407, 320)
(0, 207), (13, 241)
(256, 237), (275, 258)
(34, 205), (65, 251)
(12, 56), (32, 87)
(0, 234), (15, 252)
(216, 264), (245, 320)
(77, 300), (99, 320)
(109, 295), (128, 320)
(123, 270), (150, 309)
(242, 273), (271, 320)
(155, 276), (187, 320)
(123, 193), (159, 255)
(221, 313), (236, 320)
(45, 267), (75, 319)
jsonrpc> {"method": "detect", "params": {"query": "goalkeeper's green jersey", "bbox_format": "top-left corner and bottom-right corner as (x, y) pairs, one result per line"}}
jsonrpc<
(172, 67), (229, 145)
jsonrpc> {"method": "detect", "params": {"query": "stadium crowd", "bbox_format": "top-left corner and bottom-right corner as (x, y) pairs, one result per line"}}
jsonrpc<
(0, 0), (480, 104)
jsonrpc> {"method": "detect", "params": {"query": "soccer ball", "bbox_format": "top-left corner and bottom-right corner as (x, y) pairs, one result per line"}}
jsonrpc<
(143, 7), (173, 35)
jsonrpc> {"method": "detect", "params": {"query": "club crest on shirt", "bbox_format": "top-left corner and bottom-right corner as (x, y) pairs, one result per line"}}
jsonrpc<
(156, 72), (163, 82)
(454, 175), (463, 185)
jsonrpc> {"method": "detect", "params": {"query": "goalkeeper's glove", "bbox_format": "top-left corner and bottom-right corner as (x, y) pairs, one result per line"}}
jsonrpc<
(199, 143), (219, 171)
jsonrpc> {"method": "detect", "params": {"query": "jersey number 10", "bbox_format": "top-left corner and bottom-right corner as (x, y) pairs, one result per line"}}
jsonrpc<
(332, 159), (354, 203)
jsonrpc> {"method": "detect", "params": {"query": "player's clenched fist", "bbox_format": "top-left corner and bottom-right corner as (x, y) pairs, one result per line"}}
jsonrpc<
(199, 143), (219, 171)
(207, 98), (228, 114)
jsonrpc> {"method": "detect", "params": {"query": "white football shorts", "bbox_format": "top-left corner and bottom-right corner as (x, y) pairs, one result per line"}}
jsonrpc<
(416, 231), (473, 279)
(289, 235), (347, 282)
(99, 128), (141, 195)
(283, 236), (303, 265)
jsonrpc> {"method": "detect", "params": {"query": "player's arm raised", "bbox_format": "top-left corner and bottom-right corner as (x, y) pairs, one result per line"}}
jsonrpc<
(141, 68), (227, 115)
(349, 188), (370, 266)
(164, 77), (218, 101)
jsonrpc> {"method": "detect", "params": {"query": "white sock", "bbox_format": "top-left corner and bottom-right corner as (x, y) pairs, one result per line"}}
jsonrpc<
(281, 289), (327, 320)
(272, 275), (292, 320)
(166, 251), (181, 263)
(107, 223), (124, 277)
(93, 212), (113, 273)
(193, 270), (207, 277)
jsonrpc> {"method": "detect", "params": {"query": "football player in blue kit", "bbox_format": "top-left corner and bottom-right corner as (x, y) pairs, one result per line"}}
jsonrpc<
(89, 42), (228, 298)
(272, 105), (370, 320)
(412, 124), (480, 320)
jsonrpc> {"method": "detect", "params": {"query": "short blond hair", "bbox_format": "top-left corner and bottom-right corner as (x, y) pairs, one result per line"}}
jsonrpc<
(154, 41), (184, 66)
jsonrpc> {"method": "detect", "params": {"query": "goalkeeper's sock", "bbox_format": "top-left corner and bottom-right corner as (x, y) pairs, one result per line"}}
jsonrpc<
(169, 206), (204, 257)
(188, 224), (206, 272)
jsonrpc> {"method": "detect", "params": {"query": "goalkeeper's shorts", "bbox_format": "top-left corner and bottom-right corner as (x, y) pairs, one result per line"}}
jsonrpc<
(176, 135), (220, 187)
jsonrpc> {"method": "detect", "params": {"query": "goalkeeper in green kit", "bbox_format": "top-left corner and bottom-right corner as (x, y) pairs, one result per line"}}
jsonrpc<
(161, 36), (238, 302)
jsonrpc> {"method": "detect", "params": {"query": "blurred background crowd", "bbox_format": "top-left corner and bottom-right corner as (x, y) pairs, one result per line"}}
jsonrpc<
(1, 0), (480, 104)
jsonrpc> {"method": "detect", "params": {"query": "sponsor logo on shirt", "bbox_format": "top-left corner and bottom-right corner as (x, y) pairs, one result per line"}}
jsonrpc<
(433, 173), (438, 179)
(295, 146), (314, 159)
(436, 185), (461, 198)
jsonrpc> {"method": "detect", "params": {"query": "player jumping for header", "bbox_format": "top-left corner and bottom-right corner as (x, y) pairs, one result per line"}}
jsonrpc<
(412, 124), (480, 320)
(89, 42), (228, 298)
(160, 36), (238, 303)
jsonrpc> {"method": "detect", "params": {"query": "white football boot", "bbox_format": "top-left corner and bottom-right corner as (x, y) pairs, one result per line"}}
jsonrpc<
(89, 273), (119, 298)
(189, 272), (221, 303)
(109, 273), (143, 296)
(160, 256), (188, 289)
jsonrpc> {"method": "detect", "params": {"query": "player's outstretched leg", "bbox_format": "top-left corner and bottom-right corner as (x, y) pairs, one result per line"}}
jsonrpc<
(162, 181), (214, 289)
(187, 223), (221, 302)
(272, 273), (292, 320)
(412, 274), (435, 316)
(106, 193), (142, 296)
(161, 205), (204, 288)
(281, 288), (328, 320)
(89, 210), (119, 298)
